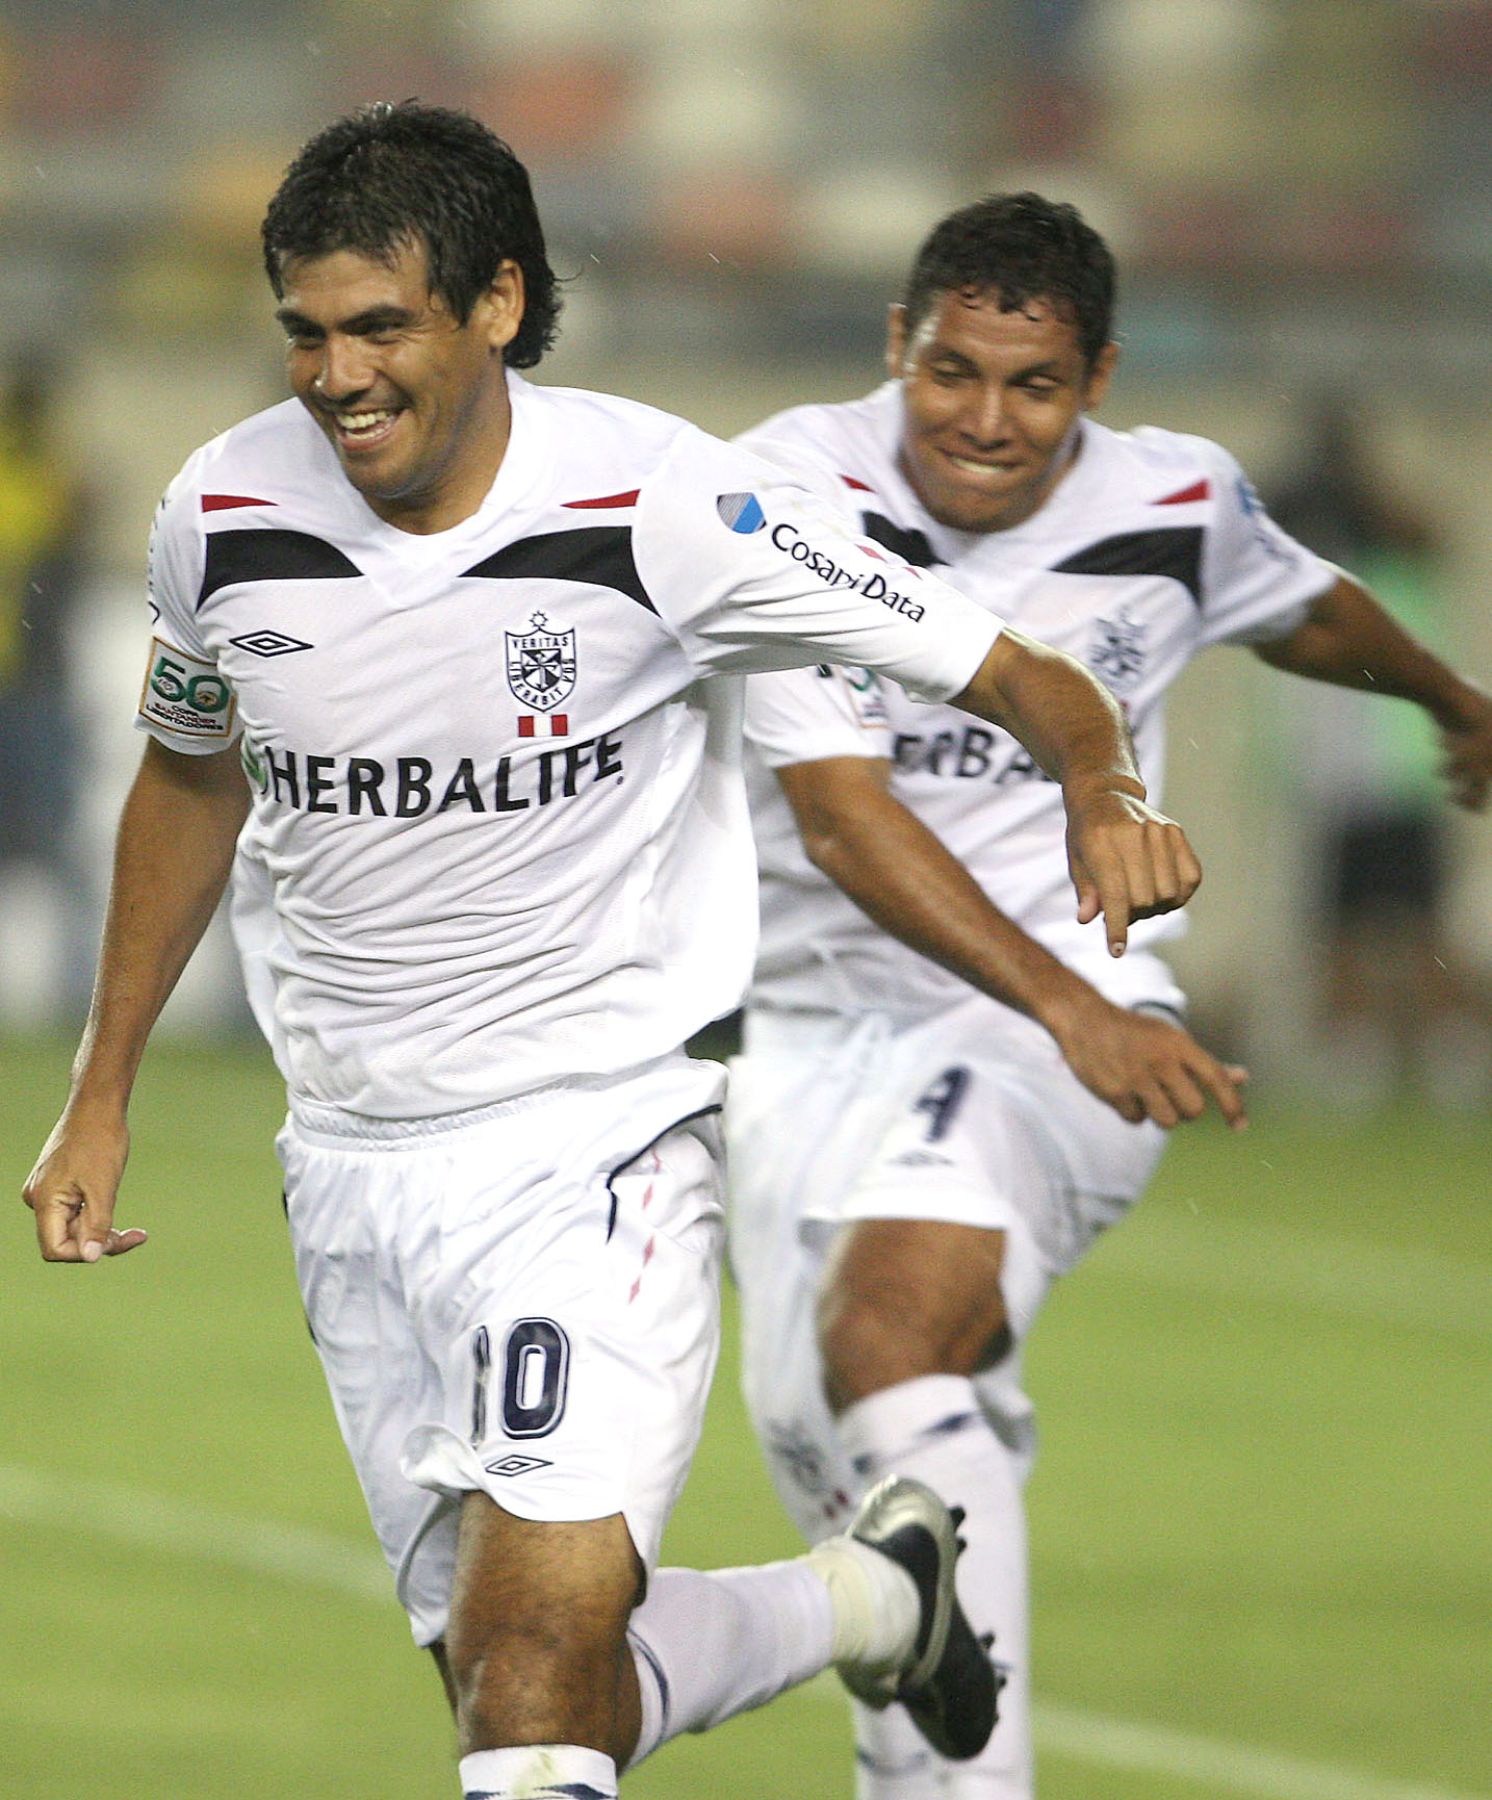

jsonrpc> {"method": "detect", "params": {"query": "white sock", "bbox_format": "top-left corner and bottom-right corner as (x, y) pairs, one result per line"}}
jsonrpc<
(458, 1743), (616, 1798)
(806, 1531), (921, 1671)
(624, 1560), (835, 1768)
(841, 1374), (1033, 1800)
(853, 1701), (937, 1800)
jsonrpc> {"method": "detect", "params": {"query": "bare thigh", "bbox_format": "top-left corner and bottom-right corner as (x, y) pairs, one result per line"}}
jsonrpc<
(818, 1217), (1011, 1413)
(442, 1493), (646, 1762)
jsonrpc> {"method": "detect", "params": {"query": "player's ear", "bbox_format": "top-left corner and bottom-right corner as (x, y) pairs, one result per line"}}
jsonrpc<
(481, 260), (526, 354)
(885, 304), (909, 379)
(1083, 341), (1119, 410)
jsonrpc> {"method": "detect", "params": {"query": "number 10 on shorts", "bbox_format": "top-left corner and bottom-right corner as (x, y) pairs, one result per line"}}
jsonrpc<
(472, 1317), (571, 1443)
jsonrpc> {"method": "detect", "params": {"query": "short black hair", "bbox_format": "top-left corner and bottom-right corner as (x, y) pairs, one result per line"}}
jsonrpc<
(261, 101), (561, 369)
(902, 193), (1115, 368)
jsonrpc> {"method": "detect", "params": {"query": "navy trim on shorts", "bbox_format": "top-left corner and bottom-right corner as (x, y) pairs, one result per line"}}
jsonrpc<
(629, 1627), (672, 1742)
(603, 1104), (723, 1242)
(280, 1188), (319, 1346)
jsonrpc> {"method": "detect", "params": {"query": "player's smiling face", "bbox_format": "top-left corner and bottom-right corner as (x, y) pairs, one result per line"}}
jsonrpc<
(276, 239), (523, 533)
(889, 288), (1116, 533)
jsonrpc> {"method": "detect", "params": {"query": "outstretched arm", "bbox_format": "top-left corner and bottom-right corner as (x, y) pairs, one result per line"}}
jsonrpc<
(950, 627), (1202, 956)
(22, 737), (250, 1263)
(776, 753), (1246, 1129)
(1255, 572), (1492, 811)
(633, 443), (1202, 945)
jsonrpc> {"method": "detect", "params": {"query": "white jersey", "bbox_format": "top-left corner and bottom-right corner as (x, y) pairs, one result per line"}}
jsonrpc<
(137, 375), (1002, 1118)
(740, 383), (1336, 1018)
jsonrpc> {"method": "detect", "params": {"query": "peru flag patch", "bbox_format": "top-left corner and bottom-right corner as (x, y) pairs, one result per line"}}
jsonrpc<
(518, 713), (569, 738)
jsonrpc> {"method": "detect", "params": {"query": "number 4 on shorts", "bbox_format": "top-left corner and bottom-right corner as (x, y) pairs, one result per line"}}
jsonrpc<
(912, 1067), (971, 1143)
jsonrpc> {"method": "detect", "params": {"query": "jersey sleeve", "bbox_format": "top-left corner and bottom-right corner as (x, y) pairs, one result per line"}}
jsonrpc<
(134, 459), (240, 753)
(632, 426), (1000, 703)
(733, 418), (851, 501)
(745, 664), (893, 771)
(1198, 442), (1336, 648)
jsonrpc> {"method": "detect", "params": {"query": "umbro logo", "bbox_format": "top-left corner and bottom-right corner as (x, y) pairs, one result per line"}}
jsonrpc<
(230, 630), (314, 658)
(484, 1454), (553, 1478)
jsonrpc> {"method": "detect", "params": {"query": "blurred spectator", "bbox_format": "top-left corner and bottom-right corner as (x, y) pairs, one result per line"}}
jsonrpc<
(0, 355), (95, 1023)
(1267, 392), (1491, 1110)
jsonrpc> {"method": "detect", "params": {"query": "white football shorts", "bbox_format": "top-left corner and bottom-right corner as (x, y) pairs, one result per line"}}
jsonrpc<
(725, 993), (1170, 1540)
(279, 1056), (726, 1647)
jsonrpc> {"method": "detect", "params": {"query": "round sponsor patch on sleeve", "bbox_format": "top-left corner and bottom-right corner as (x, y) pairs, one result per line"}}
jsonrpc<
(716, 492), (767, 534)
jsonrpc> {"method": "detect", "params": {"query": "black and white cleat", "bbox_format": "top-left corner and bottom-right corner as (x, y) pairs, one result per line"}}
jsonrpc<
(837, 1475), (1003, 1760)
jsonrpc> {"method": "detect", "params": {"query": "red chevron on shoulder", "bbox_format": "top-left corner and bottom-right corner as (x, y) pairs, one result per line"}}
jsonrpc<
(562, 490), (640, 509)
(202, 494), (276, 512)
(1154, 480), (1209, 505)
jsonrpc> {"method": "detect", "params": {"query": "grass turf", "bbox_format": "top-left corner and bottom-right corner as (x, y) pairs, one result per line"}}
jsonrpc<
(2, 1034), (1487, 1798)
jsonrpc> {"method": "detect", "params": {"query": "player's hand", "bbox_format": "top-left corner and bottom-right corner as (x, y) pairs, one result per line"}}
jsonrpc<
(1048, 992), (1248, 1131)
(22, 1108), (147, 1263)
(1437, 681), (1492, 812)
(1064, 786), (1202, 957)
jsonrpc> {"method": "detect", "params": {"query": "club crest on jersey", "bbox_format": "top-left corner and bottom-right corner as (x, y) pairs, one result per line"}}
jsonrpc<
(1088, 609), (1147, 692)
(505, 611), (576, 712)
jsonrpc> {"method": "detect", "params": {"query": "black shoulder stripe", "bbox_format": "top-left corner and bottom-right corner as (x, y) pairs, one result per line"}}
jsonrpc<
(859, 511), (944, 569)
(462, 526), (655, 614)
(198, 529), (361, 610)
(1051, 527), (1204, 607)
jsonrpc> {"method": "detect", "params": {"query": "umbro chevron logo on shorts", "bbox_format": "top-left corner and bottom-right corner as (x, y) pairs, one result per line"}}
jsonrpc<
(483, 1454), (552, 1477)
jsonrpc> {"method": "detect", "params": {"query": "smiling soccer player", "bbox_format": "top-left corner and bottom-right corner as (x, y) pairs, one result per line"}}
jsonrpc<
(23, 118), (1210, 1800)
(726, 191), (1492, 1800)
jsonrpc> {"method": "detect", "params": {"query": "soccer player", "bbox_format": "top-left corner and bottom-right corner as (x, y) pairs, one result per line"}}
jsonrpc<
(20, 115), (1204, 1800)
(725, 193), (1492, 1799)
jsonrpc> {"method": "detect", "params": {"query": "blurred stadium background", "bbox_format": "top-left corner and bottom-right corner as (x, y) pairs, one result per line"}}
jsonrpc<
(2, 2), (1489, 1796)
(4, 0), (1492, 1060)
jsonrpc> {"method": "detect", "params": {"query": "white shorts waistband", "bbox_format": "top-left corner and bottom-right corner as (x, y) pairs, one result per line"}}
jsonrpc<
(741, 1007), (904, 1057)
(288, 1054), (710, 1148)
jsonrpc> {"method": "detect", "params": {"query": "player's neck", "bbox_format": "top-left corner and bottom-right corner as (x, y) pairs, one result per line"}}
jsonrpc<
(365, 385), (514, 536)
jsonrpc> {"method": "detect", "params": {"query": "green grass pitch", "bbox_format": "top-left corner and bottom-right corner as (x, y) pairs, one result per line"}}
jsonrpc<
(2, 1034), (1487, 1798)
